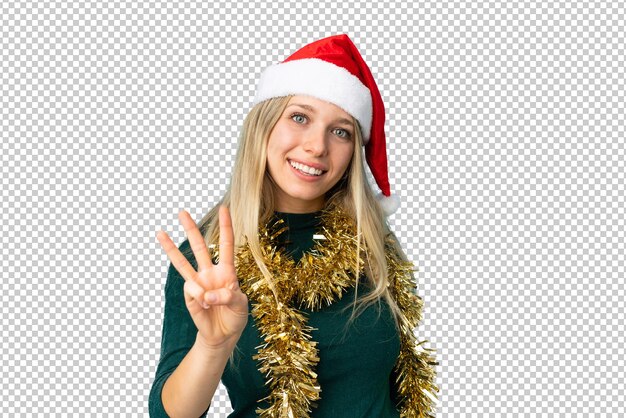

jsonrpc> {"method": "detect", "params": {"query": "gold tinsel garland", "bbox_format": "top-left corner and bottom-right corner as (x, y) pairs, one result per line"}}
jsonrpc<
(230, 204), (439, 417)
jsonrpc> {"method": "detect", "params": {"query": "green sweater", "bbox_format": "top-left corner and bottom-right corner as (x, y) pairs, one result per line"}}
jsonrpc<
(149, 210), (402, 417)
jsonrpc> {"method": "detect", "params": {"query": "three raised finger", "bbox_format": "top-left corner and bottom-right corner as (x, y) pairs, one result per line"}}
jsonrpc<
(156, 207), (234, 287)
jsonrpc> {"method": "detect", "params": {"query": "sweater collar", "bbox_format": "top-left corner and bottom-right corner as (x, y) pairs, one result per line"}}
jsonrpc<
(272, 210), (323, 234)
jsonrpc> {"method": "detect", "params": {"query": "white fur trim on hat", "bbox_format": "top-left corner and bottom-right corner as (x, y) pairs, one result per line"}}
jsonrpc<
(376, 191), (401, 216)
(252, 58), (373, 143)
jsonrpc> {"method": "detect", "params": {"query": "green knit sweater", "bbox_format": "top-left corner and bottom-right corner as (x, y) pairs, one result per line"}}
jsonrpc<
(149, 210), (402, 417)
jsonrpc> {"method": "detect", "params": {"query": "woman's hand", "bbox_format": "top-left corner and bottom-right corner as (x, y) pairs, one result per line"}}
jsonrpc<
(157, 205), (249, 350)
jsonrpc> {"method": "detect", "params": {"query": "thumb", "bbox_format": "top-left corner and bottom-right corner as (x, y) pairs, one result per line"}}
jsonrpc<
(203, 287), (247, 310)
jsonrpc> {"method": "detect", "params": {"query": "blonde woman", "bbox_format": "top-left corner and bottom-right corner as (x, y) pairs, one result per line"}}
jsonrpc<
(149, 34), (438, 418)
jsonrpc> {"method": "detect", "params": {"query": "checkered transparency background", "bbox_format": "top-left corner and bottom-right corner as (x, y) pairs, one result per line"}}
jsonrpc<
(1, 0), (624, 416)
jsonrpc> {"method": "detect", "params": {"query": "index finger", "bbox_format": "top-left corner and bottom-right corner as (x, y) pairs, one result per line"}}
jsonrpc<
(156, 229), (198, 282)
(217, 205), (235, 266)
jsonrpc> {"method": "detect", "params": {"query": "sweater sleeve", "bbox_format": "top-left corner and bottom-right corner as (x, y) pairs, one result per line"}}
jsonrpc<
(148, 239), (211, 418)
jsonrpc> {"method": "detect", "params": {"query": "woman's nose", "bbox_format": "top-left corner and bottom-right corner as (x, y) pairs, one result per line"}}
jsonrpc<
(302, 128), (328, 156)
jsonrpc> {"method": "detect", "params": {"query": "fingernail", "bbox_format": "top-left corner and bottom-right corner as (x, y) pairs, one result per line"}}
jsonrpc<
(205, 292), (217, 303)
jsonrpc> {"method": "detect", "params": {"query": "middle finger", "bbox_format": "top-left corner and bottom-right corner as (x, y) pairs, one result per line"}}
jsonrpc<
(178, 209), (213, 271)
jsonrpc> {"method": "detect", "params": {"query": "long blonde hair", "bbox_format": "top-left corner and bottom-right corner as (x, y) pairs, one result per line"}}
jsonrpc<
(186, 95), (412, 338)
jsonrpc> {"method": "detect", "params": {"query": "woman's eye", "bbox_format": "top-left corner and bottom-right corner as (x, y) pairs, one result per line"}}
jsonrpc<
(291, 113), (307, 123)
(334, 128), (352, 139)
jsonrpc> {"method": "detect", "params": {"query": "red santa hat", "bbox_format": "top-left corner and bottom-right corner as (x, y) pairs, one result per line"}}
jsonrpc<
(251, 33), (400, 216)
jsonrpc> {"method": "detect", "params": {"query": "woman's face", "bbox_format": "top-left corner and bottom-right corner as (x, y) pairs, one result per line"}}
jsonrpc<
(266, 95), (356, 213)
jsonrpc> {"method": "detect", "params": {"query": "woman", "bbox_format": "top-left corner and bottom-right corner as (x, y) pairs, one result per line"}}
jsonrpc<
(149, 34), (438, 418)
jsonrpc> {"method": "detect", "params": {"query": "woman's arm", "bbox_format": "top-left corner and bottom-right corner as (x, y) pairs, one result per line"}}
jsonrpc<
(149, 239), (232, 418)
(161, 334), (238, 418)
(148, 239), (207, 417)
(151, 206), (249, 417)
(149, 240), (238, 418)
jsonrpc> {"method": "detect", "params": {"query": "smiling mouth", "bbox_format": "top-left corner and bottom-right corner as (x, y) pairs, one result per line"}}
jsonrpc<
(288, 159), (326, 176)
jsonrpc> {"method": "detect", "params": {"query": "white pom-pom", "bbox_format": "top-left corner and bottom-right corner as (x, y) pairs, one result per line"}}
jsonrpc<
(376, 192), (401, 216)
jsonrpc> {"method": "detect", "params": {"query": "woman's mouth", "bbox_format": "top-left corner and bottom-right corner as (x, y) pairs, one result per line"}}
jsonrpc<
(288, 159), (325, 177)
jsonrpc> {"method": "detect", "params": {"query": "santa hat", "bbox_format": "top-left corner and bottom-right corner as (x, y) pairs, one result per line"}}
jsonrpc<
(251, 34), (400, 216)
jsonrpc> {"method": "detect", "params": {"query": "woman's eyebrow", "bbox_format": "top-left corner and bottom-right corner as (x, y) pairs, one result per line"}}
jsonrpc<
(287, 103), (353, 126)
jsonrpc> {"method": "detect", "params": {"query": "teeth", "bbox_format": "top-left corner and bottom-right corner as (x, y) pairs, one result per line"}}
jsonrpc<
(290, 160), (323, 176)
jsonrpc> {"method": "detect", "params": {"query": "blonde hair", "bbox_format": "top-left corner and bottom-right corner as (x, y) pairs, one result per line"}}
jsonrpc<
(185, 95), (414, 356)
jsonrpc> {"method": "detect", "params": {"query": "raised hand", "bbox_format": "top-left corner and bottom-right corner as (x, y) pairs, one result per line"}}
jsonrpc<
(157, 205), (249, 350)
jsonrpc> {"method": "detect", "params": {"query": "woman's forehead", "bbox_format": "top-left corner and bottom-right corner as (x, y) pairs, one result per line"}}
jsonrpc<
(287, 95), (352, 119)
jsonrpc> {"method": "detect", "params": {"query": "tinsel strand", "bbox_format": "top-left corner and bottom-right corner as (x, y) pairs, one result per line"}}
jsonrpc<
(386, 239), (440, 417)
(233, 204), (438, 417)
